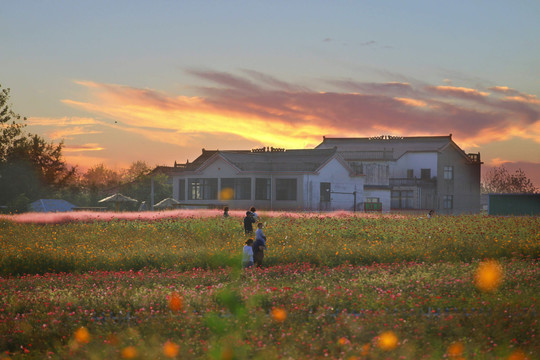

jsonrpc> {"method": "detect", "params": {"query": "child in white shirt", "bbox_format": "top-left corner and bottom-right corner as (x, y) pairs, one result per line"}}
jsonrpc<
(242, 239), (254, 268)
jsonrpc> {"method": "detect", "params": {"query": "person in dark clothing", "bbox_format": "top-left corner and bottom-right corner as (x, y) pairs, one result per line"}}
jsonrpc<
(243, 211), (256, 234)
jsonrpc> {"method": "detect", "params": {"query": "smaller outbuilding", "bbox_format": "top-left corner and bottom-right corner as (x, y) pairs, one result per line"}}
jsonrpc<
(29, 199), (77, 212)
(487, 194), (540, 215)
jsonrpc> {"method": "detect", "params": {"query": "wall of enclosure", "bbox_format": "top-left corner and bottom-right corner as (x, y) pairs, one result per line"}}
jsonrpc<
(488, 194), (540, 215)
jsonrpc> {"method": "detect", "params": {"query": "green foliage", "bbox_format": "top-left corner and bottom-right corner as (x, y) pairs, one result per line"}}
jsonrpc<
(0, 84), (76, 207)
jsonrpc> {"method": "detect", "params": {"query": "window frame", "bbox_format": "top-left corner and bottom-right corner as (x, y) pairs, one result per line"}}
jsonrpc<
(188, 178), (218, 200)
(221, 178), (252, 200)
(255, 178), (271, 200)
(444, 166), (453, 180)
(276, 178), (297, 201)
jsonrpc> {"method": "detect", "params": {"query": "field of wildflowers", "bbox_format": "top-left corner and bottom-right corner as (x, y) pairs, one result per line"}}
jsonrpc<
(0, 211), (538, 359)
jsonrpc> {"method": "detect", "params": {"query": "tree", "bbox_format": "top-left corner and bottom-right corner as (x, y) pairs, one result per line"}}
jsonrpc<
(0, 84), (76, 208)
(482, 165), (538, 194)
(82, 163), (122, 189)
(122, 160), (151, 183)
(0, 85), (26, 162)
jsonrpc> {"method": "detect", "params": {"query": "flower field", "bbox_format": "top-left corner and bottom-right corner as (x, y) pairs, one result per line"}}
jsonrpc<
(0, 211), (538, 359)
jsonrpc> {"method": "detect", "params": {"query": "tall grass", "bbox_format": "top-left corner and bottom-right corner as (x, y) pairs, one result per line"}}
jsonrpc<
(1, 213), (538, 275)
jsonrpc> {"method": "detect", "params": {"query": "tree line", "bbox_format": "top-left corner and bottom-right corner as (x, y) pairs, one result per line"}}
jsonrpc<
(0, 84), (170, 213)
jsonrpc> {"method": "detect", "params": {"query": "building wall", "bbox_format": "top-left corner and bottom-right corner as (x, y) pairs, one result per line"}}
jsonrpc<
(393, 153), (437, 179)
(303, 158), (364, 211)
(437, 147), (481, 214)
(171, 156), (363, 212)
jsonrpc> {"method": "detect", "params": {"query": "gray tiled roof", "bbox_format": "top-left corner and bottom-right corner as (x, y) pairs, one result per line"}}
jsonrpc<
(315, 135), (454, 160)
(219, 148), (339, 172)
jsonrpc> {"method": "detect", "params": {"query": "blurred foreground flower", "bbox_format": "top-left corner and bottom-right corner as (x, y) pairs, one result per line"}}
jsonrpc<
(377, 331), (398, 351)
(447, 341), (464, 358)
(270, 307), (287, 322)
(508, 349), (529, 360)
(163, 340), (180, 358)
(74, 327), (91, 344)
(475, 260), (504, 292)
(121, 346), (138, 359)
(169, 292), (183, 312)
(220, 188), (234, 200)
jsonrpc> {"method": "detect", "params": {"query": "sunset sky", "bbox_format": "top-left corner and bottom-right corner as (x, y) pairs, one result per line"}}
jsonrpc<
(2, 1), (539, 186)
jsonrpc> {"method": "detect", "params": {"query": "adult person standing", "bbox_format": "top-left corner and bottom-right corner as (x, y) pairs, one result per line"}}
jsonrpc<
(243, 211), (256, 234)
(253, 222), (267, 267)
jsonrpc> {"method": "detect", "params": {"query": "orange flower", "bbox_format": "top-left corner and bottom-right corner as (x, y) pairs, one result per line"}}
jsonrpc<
(475, 260), (504, 292)
(270, 307), (287, 322)
(163, 341), (180, 358)
(338, 337), (349, 345)
(74, 326), (91, 344)
(121, 346), (138, 359)
(168, 292), (183, 312)
(360, 343), (371, 356)
(508, 349), (529, 360)
(377, 331), (398, 351)
(447, 341), (464, 357)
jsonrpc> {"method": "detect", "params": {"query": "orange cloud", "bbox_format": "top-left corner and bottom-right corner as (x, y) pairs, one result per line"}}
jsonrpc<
(394, 97), (428, 108)
(47, 127), (102, 140)
(61, 72), (540, 160)
(27, 116), (99, 126)
(63, 143), (104, 152)
(430, 85), (490, 98)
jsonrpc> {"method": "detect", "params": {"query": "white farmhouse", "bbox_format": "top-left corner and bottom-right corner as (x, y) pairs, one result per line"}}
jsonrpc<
(163, 134), (481, 214)
(171, 147), (365, 211)
(316, 134), (482, 214)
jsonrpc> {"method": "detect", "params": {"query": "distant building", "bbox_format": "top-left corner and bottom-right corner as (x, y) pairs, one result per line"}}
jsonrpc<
(316, 134), (482, 214)
(167, 135), (482, 214)
(171, 147), (364, 211)
(29, 199), (77, 212)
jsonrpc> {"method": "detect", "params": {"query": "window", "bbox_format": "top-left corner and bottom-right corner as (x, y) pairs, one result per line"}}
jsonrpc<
(320, 182), (330, 202)
(276, 179), (297, 201)
(221, 178), (251, 200)
(407, 169), (414, 178)
(188, 178), (218, 200)
(443, 195), (453, 209)
(421, 168), (431, 179)
(178, 179), (185, 201)
(255, 178), (271, 200)
(391, 190), (414, 209)
(444, 166), (453, 180)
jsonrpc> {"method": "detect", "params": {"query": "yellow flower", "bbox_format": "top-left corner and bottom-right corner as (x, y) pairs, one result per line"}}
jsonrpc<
(475, 260), (504, 292)
(270, 307), (287, 322)
(74, 326), (91, 344)
(377, 331), (398, 351)
(220, 188), (234, 200)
